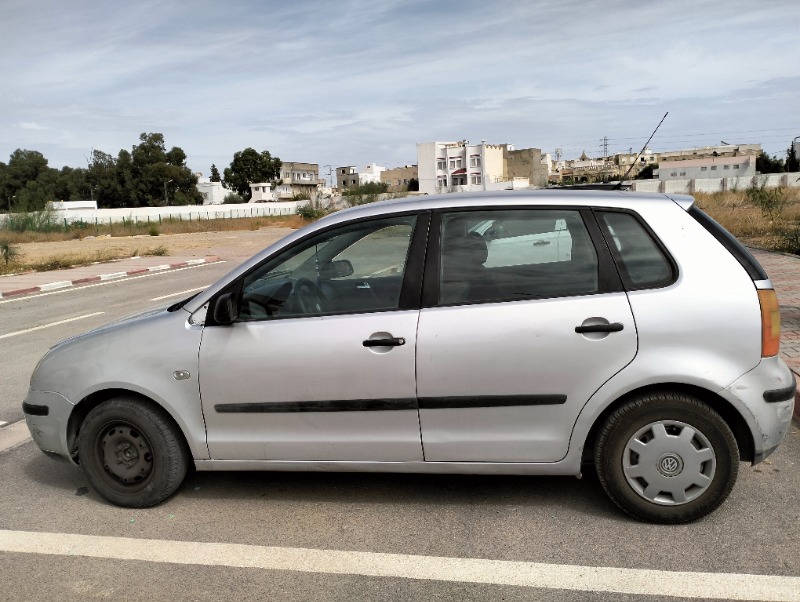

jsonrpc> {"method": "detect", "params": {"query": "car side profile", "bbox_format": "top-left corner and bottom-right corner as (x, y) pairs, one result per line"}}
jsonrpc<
(23, 190), (796, 523)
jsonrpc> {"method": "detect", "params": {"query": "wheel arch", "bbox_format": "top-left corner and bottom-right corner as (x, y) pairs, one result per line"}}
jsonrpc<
(67, 388), (191, 464)
(581, 383), (755, 465)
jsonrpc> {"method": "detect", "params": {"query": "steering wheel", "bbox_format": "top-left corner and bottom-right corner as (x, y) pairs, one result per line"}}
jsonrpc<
(293, 278), (329, 315)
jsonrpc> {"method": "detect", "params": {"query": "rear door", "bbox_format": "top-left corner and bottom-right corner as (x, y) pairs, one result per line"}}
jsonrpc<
(416, 207), (637, 462)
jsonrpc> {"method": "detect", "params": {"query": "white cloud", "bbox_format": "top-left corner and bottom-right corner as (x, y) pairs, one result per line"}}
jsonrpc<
(0, 0), (798, 171)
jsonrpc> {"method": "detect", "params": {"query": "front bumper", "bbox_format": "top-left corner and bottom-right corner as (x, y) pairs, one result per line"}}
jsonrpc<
(722, 356), (795, 463)
(22, 389), (75, 462)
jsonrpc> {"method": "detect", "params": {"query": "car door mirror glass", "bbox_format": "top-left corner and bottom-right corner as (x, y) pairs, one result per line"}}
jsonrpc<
(213, 292), (239, 325)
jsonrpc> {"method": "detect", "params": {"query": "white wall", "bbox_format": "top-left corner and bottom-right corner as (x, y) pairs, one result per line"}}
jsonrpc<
(630, 173), (800, 194)
(0, 202), (305, 226)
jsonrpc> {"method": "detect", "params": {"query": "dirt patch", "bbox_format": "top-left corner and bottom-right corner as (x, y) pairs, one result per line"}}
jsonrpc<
(12, 227), (297, 265)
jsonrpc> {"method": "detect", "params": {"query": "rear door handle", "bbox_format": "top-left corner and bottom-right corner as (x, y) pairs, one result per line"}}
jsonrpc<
(363, 337), (406, 347)
(575, 323), (624, 334)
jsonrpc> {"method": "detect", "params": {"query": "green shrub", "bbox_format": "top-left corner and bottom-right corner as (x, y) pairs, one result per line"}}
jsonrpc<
(149, 224), (160, 236)
(3, 207), (62, 233)
(296, 201), (327, 221)
(746, 177), (787, 220)
(0, 240), (22, 265)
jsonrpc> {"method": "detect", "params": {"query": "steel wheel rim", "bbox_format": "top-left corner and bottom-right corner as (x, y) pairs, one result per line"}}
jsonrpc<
(622, 420), (716, 506)
(97, 421), (154, 487)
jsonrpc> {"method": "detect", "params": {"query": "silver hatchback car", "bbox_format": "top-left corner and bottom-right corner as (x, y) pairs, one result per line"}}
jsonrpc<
(23, 191), (796, 523)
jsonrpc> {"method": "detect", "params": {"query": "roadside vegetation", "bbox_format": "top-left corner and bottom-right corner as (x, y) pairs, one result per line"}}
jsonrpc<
(0, 244), (170, 277)
(694, 184), (800, 254)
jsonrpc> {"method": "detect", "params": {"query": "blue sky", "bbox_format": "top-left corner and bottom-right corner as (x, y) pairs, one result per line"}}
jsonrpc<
(2, 0), (798, 178)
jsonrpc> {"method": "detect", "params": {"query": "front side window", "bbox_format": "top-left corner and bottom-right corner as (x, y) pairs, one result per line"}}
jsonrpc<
(237, 215), (417, 320)
(439, 209), (599, 304)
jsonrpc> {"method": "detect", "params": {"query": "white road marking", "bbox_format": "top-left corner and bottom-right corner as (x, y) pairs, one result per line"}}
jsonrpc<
(39, 281), (72, 292)
(0, 262), (226, 305)
(150, 286), (208, 302)
(0, 312), (105, 340)
(0, 421), (32, 453)
(0, 530), (797, 600)
(99, 272), (128, 281)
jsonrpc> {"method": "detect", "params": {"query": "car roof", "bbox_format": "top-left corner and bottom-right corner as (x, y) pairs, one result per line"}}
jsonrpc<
(323, 189), (693, 226)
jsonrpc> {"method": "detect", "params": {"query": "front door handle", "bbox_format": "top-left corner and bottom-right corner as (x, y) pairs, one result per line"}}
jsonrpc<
(363, 337), (406, 347)
(575, 323), (624, 334)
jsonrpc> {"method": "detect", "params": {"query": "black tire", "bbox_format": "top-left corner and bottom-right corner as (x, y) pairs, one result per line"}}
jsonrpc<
(77, 397), (190, 508)
(594, 392), (738, 524)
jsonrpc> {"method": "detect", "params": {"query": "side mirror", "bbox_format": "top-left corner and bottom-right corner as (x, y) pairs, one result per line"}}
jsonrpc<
(212, 292), (239, 325)
(329, 259), (354, 278)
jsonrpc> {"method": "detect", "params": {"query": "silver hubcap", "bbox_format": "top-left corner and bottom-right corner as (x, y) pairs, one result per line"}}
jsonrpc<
(623, 420), (716, 505)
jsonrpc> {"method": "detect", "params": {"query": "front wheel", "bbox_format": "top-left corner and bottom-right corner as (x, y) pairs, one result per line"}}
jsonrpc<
(594, 392), (739, 523)
(77, 397), (190, 508)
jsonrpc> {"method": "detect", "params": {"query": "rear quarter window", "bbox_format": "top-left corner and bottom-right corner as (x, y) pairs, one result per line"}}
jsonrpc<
(597, 211), (676, 290)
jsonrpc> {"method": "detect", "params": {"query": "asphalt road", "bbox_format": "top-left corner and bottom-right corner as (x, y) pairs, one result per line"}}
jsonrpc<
(0, 260), (799, 601)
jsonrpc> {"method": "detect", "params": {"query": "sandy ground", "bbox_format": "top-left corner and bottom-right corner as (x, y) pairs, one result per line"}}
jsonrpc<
(13, 227), (298, 264)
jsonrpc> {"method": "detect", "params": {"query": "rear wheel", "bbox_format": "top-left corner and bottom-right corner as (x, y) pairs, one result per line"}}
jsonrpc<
(595, 392), (738, 523)
(77, 397), (190, 508)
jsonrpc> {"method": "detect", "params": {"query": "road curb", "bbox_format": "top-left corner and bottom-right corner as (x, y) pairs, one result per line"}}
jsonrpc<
(0, 256), (221, 299)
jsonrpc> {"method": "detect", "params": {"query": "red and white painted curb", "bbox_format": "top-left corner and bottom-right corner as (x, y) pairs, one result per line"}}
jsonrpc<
(0, 257), (221, 299)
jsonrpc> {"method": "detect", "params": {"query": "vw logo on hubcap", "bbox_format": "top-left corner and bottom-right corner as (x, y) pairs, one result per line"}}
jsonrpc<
(657, 453), (683, 477)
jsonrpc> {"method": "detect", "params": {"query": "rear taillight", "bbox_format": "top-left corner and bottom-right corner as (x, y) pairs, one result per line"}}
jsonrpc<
(758, 289), (780, 357)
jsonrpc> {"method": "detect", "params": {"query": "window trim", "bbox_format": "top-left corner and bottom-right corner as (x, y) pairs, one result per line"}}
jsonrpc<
(593, 208), (679, 291)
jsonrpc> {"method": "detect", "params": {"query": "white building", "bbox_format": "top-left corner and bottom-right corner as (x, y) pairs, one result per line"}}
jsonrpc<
(655, 154), (756, 181)
(417, 140), (508, 195)
(196, 177), (229, 205)
(249, 183), (276, 202)
(335, 163), (386, 189)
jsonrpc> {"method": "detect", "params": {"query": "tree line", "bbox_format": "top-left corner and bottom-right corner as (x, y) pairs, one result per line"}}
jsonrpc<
(0, 133), (283, 212)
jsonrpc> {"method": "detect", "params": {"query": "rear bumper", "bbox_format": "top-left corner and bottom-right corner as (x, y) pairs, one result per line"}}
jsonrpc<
(721, 356), (795, 464)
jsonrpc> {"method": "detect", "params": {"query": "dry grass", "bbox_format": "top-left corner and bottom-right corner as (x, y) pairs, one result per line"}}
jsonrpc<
(694, 187), (800, 252)
(0, 214), (306, 245)
(0, 245), (172, 276)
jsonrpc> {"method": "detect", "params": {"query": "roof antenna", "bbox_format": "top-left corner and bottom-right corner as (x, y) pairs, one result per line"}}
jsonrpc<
(614, 112), (668, 190)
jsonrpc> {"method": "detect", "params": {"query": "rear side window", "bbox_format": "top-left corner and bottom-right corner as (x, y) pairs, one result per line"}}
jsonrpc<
(598, 211), (675, 290)
(439, 209), (599, 304)
(688, 206), (767, 281)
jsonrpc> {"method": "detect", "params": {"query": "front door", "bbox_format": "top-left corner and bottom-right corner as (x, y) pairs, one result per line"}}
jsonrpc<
(199, 214), (425, 462)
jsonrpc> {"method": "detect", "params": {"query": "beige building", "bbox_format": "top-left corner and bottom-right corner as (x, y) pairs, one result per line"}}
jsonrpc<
(275, 162), (320, 199)
(380, 165), (418, 192)
(505, 147), (548, 188)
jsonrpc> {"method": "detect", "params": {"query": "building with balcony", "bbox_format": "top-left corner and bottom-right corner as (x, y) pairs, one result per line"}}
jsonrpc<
(249, 162), (320, 202)
(418, 140), (547, 194)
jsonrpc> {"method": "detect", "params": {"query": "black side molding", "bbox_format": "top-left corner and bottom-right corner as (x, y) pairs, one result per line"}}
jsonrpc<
(215, 398), (418, 413)
(22, 402), (49, 416)
(419, 395), (567, 409)
(763, 376), (797, 403)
